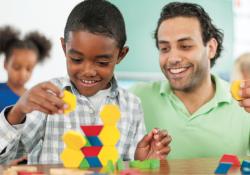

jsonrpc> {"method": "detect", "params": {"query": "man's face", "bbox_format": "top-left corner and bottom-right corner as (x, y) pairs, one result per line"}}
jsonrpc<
(157, 17), (216, 92)
(61, 31), (126, 96)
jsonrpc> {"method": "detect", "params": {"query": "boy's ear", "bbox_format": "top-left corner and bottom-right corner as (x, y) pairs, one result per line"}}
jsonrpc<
(60, 37), (66, 56)
(116, 46), (129, 64)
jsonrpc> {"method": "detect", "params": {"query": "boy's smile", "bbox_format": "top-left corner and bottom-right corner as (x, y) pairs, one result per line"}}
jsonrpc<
(61, 30), (125, 97)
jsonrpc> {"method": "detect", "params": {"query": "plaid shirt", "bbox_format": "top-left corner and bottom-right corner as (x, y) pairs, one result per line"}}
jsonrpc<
(0, 77), (146, 164)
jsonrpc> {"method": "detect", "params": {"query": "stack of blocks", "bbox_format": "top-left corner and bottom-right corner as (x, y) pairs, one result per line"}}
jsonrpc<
(60, 104), (121, 169)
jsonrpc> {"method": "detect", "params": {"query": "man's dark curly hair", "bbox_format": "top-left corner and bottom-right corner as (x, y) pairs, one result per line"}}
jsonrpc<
(154, 2), (224, 67)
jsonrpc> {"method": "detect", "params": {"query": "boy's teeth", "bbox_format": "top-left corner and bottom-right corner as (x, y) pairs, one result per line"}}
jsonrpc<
(169, 67), (187, 74)
(81, 80), (96, 84)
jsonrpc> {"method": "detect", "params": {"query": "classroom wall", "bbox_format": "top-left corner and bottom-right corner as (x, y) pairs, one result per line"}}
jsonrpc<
(0, 0), (233, 88)
(113, 0), (234, 81)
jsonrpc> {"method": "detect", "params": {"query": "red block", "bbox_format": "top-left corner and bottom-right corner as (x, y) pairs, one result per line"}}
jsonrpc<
(81, 146), (102, 157)
(80, 125), (103, 136)
(219, 154), (240, 166)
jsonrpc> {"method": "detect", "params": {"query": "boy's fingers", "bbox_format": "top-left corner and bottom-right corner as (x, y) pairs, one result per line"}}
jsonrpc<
(31, 103), (54, 115)
(158, 147), (171, 156)
(40, 82), (64, 98)
(31, 96), (61, 114)
(156, 135), (172, 148)
(39, 89), (66, 110)
(137, 131), (154, 148)
(154, 129), (168, 141)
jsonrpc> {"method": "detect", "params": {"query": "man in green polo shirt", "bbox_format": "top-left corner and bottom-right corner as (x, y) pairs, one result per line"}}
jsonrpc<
(130, 2), (250, 159)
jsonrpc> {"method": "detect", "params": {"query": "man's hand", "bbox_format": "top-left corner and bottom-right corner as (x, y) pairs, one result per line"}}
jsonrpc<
(134, 128), (171, 160)
(239, 80), (250, 112)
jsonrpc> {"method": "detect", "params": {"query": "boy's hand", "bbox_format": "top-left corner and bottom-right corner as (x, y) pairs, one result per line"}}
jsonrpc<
(238, 80), (250, 112)
(9, 156), (27, 165)
(7, 82), (66, 125)
(134, 128), (171, 160)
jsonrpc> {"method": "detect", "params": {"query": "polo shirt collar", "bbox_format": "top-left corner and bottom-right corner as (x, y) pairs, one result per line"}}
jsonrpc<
(158, 74), (232, 118)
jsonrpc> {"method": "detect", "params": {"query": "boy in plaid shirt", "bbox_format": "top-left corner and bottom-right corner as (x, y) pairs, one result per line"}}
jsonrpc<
(0, 0), (171, 164)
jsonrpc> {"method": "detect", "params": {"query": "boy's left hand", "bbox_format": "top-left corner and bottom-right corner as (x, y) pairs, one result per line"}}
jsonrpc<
(134, 128), (171, 160)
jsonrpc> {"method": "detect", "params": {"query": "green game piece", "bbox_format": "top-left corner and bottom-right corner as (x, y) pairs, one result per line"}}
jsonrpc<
(80, 158), (90, 169)
(106, 160), (115, 173)
(129, 160), (152, 169)
(129, 160), (140, 168)
(138, 160), (151, 169)
(150, 159), (160, 169)
(84, 136), (91, 146)
(117, 158), (125, 171)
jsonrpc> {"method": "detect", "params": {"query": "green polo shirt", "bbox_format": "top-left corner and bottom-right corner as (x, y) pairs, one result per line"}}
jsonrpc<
(130, 75), (250, 159)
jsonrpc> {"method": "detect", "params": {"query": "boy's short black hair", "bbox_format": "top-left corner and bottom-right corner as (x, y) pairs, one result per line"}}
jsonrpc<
(154, 2), (224, 67)
(64, 0), (126, 49)
(0, 26), (51, 63)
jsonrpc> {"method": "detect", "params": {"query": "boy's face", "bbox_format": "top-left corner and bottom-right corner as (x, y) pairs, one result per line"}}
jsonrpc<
(61, 31), (128, 96)
(157, 17), (217, 92)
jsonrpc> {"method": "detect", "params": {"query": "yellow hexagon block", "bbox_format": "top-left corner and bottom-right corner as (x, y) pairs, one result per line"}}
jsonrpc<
(62, 130), (86, 150)
(100, 104), (121, 125)
(60, 147), (84, 168)
(231, 80), (243, 101)
(62, 90), (77, 114)
(98, 146), (119, 166)
(99, 125), (120, 146)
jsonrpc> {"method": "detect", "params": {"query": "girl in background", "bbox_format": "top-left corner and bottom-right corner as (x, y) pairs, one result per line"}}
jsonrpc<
(0, 26), (51, 112)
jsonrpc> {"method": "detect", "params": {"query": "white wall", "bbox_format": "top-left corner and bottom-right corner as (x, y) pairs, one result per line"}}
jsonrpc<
(0, 0), (83, 88)
(233, 0), (250, 59)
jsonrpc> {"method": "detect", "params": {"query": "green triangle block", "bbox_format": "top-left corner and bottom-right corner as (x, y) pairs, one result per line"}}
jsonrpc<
(106, 160), (115, 173)
(84, 136), (91, 146)
(150, 159), (160, 169)
(117, 158), (125, 171)
(80, 158), (90, 169)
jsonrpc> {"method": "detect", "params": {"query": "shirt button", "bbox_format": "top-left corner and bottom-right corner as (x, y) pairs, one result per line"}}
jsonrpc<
(7, 134), (15, 139)
(89, 109), (95, 114)
(66, 124), (71, 129)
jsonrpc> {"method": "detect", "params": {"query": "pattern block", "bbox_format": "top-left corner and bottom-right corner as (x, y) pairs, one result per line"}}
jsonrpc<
(81, 146), (102, 157)
(100, 104), (121, 125)
(62, 90), (77, 114)
(80, 125), (103, 136)
(99, 125), (120, 146)
(62, 130), (86, 150)
(86, 157), (102, 167)
(219, 154), (241, 166)
(61, 104), (121, 169)
(60, 148), (84, 168)
(98, 146), (119, 166)
(86, 136), (102, 146)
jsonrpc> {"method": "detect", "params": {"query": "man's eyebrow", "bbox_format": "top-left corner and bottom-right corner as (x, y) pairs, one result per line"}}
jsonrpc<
(158, 40), (169, 44)
(177, 37), (193, 42)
